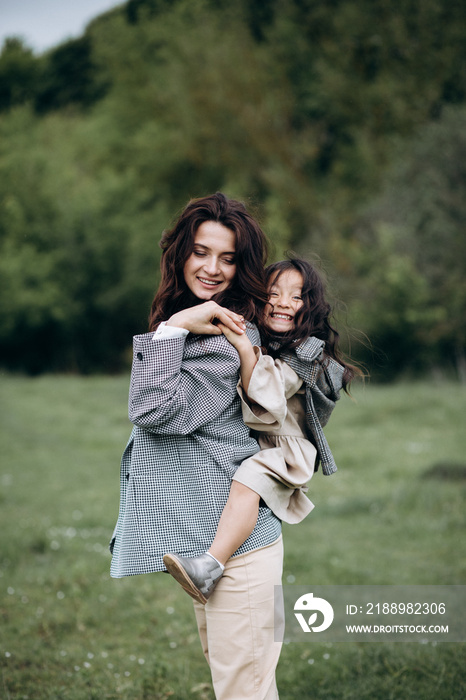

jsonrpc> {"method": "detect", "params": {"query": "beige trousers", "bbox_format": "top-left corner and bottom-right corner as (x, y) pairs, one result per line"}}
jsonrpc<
(193, 535), (284, 700)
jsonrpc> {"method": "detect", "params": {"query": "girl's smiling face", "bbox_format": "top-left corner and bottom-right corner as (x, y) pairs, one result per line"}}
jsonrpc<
(183, 221), (237, 300)
(264, 269), (304, 333)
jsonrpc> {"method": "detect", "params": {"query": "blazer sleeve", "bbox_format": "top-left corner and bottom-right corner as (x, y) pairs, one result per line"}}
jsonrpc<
(311, 356), (345, 427)
(286, 338), (345, 426)
(128, 333), (237, 435)
(283, 338), (345, 474)
(128, 324), (260, 436)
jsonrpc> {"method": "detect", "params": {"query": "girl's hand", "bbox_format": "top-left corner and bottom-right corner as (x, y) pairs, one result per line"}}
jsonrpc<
(166, 301), (246, 336)
(218, 322), (257, 392)
(217, 322), (253, 351)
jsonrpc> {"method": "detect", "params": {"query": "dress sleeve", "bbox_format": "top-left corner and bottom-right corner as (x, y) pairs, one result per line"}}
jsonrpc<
(237, 348), (289, 431)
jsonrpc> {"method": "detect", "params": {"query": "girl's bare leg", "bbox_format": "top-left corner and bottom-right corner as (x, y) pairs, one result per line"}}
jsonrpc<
(163, 482), (260, 604)
(208, 481), (260, 566)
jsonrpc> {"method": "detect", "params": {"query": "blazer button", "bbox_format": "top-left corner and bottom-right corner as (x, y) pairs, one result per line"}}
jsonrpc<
(136, 352), (143, 361)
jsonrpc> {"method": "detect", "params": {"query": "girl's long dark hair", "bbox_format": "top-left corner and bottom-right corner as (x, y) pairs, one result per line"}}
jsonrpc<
(149, 193), (268, 330)
(260, 258), (361, 391)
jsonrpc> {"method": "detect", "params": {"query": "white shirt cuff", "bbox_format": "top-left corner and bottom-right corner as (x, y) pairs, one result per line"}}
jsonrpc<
(152, 321), (189, 340)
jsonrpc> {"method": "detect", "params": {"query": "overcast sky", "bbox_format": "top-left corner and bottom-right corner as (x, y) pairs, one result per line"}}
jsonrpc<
(0, 0), (122, 53)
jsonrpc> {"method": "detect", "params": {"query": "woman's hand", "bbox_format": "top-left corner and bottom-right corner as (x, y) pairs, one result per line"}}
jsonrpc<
(166, 301), (246, 336)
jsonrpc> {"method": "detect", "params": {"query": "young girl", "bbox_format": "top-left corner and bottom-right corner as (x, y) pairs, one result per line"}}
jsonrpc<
(163, 257), (357, 604)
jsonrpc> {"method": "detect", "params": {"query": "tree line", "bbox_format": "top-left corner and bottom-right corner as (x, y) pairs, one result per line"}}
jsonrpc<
(0, 0), (465, 378)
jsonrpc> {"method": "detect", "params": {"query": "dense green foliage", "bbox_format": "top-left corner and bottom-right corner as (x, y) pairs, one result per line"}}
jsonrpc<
(0, 375), (465, 697)
(1, 0), (465, 376)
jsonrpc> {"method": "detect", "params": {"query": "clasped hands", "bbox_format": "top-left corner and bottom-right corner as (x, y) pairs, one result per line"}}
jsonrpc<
(166, 301), (246, 341)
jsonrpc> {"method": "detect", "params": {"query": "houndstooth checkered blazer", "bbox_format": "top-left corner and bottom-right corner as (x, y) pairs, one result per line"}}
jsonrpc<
(282, 336), (345, 475)
(110, 324), (281, 578)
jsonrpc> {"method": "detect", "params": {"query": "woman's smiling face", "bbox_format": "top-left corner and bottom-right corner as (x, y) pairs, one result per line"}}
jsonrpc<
(265, 269), (304, 333)
(183, 221), (237, 300)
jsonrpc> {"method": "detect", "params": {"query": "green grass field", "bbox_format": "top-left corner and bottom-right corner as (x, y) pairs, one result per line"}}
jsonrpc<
(0, 374), (465, 699)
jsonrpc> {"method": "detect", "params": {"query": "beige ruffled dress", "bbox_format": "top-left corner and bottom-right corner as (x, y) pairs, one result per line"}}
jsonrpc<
(233, 348), (318, 524)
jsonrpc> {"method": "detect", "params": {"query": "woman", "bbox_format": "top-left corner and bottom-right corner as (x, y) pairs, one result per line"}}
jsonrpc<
(110, 193), (284, 700)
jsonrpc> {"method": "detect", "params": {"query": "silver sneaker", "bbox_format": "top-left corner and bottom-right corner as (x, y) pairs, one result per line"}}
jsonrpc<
(163, 552), (223, 605)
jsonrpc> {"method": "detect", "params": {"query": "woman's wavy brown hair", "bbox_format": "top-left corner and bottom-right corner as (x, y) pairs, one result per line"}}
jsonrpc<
(149, 193), (268, 330)
(260, 258), (361, 391)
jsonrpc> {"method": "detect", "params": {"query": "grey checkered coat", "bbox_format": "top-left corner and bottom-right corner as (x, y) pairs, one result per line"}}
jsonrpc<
(110, 325), (281, 578)
(282, 336), (345, 475)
